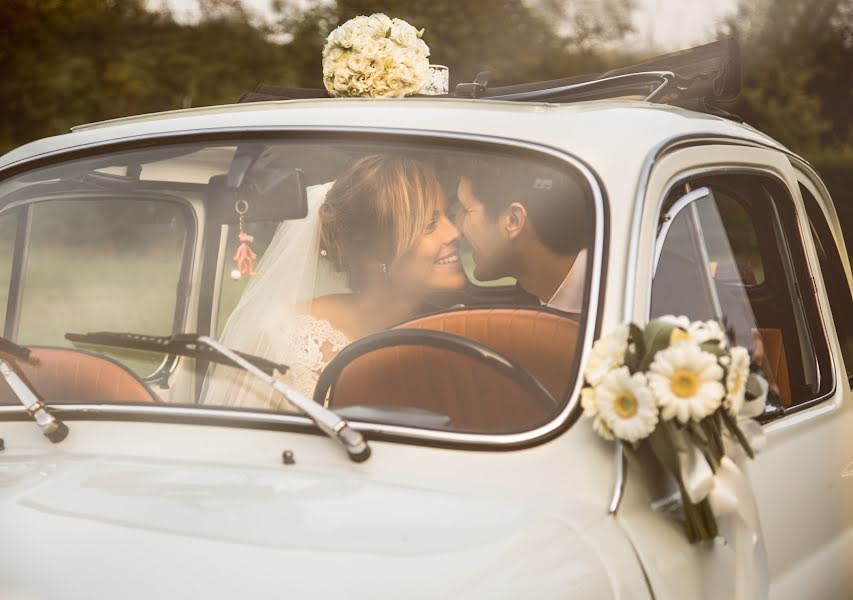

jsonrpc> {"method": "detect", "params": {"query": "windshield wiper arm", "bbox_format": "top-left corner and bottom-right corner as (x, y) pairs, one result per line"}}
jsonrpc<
(0, 336), (32, 361)
(66, 331), (371, 462)
(0, 346), (69, 443)
(198, 336), (370, 462)
(66, 331), (289, 376)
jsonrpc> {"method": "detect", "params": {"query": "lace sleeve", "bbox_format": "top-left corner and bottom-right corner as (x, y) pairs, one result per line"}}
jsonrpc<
(201, 314), (350, 412)
(282, 315), (350, 399)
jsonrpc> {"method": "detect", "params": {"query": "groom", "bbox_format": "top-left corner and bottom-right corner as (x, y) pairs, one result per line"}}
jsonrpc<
(454, 158), (590, 313)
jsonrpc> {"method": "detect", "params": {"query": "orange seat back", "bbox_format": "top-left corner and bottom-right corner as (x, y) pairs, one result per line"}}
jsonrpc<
(328, 309), (580, 432)
(755, 328), (792, 407)
(0, 347), (159, 405)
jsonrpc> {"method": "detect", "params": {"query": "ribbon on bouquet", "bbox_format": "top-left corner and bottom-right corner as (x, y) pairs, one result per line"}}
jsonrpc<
(677, 373), (770, 600)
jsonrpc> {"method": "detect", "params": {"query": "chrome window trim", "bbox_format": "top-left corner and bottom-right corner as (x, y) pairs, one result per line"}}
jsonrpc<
(0, 126), (606, 451)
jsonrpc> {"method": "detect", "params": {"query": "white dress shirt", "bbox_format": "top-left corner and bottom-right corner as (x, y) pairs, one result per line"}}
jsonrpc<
(544, 248), (587, 313)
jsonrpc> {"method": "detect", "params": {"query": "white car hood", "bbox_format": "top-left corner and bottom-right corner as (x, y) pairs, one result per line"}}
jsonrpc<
(0, 453), (614, 600)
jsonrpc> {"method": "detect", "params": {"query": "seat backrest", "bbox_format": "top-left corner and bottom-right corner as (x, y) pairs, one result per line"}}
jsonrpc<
(0, 347), (159, 405)
(755, 328), (792, 407)
(328, 308), (581, 433)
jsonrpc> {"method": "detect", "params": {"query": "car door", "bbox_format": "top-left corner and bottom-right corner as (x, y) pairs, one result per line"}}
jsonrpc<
(618, 144), (853, 599)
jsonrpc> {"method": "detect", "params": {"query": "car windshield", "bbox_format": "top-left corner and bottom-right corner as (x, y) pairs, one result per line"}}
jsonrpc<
(0, 135), (597, 436)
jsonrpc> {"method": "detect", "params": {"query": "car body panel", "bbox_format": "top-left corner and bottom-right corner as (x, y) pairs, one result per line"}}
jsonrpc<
(0, 419), (650, 600)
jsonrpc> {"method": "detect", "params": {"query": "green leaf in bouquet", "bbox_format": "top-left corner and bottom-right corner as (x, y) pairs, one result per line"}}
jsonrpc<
(639, 320), (677, 371)
(701, 416), (724, 466)
(625, 323), (646, 373)
(699, 340), (727, 358)
(386, 27), (393, 38)
(417, 28), (425, 38)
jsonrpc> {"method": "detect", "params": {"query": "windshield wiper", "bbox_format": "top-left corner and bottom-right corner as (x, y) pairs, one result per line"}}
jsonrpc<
(66, 331), (290, 376)
(66, 331), (371, 462)
(0, 338), (69, 443)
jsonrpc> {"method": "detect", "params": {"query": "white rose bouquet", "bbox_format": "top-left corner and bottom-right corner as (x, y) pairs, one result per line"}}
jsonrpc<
(582, 316), (768, 543)
(322, 14), (431, 98)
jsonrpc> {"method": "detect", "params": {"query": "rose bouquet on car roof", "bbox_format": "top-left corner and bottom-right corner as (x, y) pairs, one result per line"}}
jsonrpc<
(322, 14), (431, 98)
(582, 316), (769, 543)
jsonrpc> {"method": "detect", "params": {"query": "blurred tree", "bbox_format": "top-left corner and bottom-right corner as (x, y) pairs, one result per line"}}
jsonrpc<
(0, 0), (296, 153)
(721, 0), (853, 151)
(273, 0), (634, 87)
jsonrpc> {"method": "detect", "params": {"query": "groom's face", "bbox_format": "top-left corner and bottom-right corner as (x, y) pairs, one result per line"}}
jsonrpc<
(455, 176), (513, 281)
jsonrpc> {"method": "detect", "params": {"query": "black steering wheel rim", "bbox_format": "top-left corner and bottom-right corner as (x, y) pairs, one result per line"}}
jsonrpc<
(313, 328), (557, 412)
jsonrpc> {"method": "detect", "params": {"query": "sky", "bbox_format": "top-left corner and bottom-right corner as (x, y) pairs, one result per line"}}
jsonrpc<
(161, 0), (740, 51)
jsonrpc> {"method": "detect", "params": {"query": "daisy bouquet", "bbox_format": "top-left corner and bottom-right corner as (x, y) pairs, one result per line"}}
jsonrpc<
(582, 316), (768, 542)
(322, 14), (430, 98)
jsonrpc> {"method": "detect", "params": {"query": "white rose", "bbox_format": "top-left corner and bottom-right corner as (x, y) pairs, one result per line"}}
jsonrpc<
(359, 40), (382, 59)
(333, 69), (353, 92)
(347, 53), (371, 74)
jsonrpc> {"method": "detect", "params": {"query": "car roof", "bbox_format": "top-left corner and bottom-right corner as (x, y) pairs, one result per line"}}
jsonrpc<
(0, 98), (790, 182)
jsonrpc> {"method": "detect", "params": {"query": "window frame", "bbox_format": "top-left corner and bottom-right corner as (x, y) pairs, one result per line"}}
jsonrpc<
(0, 128), (607, 452)
(796, 174), (853, 388)
(0, 189), (198, 381)
(649, 166), (837, 421)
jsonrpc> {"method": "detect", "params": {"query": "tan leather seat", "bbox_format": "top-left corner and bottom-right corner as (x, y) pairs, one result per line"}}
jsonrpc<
(754, 328), (792, 407)
(328, 309), (581, 433)
(0, 347), (159, 405)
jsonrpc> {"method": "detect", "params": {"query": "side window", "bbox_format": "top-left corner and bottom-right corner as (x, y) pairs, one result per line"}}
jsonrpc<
(800, 183), (853, 382)
(0, 211), (15, 323)
(652, 174), (833, 413)
(12, 198), (190, 375)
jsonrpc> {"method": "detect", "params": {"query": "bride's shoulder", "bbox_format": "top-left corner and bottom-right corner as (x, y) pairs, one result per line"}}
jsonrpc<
(292, 294), (355, 341)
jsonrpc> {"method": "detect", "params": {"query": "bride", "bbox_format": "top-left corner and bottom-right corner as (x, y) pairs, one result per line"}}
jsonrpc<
(202, 154), (466, 410)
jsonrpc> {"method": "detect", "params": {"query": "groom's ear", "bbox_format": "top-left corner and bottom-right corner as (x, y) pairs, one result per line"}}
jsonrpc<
(503, 202), (528, 241)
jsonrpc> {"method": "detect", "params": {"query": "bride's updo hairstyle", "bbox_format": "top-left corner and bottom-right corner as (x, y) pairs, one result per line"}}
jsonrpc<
(319, 154), (440, 290)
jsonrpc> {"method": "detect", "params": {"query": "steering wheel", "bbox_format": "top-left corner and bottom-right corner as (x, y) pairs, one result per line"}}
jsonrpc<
(312, 328), (557, 413)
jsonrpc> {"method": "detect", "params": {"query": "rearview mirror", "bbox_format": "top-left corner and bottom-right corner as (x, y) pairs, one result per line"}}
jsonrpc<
(208, 168), (308, 223)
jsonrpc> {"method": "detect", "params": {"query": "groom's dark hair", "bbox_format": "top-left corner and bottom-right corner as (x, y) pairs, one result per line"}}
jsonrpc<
(459, 155), (591, 255)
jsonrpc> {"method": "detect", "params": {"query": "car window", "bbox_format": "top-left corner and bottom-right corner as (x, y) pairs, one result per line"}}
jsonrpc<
(800, 183), (853, 383)
(0, 137), (596, 436)
(0, 211), (15, 326)
(652, 174), (833, 413)
(11, 198), (191, 375)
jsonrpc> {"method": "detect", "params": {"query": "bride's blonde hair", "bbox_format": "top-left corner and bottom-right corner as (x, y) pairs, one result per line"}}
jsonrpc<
(319, 154), (440, 289)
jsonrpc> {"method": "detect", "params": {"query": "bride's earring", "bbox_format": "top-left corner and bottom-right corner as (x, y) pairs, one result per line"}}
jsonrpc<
(380, 262), (388, 274)
(230, 199), (258, 281)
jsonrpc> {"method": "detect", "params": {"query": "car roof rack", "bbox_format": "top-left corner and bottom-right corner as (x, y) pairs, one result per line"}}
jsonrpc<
(237, 39), (742, 121)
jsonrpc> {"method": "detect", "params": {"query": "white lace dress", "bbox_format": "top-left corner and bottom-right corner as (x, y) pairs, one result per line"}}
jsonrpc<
(285, 314), (351, 399)
(202, 314), (350, 412)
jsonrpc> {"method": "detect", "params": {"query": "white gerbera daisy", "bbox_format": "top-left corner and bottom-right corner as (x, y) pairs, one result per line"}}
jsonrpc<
(595, 367), (658, 443)
(581, 387), (614, 440)
(648, 344), (725, 424)
(657, 315), (691, 329)
(724, 346), (750, 416)
(688, 320), (728, 349)
(584, 324), (629, 386)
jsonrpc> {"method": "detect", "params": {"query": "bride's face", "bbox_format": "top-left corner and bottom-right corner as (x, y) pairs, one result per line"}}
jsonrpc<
(391, 189), (466, 293)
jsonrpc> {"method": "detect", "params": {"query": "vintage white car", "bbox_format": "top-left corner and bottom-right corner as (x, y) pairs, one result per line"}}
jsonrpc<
(0, 43), (851, 599)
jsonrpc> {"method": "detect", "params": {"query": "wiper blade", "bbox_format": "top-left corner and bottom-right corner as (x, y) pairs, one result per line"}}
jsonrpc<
(65, 331), (289, 376)
(0, 336), (32, 361)
(66, 331), (371, 462)
(0, 346), (69, 443)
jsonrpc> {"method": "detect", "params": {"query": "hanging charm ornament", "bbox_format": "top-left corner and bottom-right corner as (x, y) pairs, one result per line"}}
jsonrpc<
(231, 198), (257, 281)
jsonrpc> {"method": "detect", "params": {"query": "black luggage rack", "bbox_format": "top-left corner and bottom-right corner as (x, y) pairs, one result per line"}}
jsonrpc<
(237, 39), (742, 121)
